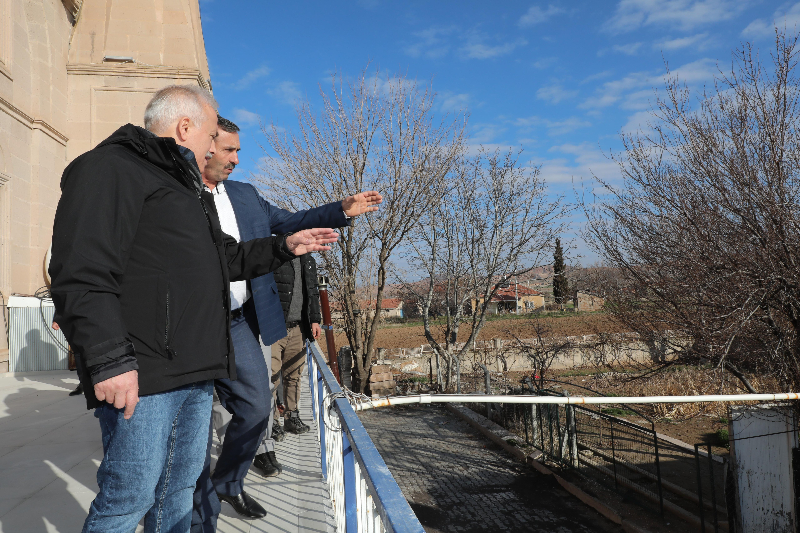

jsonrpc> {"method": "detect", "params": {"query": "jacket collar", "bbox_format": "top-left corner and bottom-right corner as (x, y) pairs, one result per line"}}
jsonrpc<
(96, 124), (203, 194)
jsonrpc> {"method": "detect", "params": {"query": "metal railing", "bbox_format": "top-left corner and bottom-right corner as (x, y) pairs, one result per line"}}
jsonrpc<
(306, 341), (425, 533)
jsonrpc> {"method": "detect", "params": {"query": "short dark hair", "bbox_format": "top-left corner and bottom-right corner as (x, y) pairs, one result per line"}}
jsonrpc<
(217, 115), (240, 133)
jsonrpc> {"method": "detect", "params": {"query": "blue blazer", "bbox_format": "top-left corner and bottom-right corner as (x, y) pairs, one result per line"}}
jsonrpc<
(225, 181), (347, 345)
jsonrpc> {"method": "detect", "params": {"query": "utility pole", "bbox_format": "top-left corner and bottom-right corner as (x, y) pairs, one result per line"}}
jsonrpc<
(317, 275), (340, 383)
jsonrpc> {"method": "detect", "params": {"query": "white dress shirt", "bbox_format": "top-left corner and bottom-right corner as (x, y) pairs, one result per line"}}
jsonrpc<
(207, 182), (251, 310)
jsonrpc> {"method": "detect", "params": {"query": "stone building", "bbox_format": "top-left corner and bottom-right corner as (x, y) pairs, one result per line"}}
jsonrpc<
(574, 291), (605, 312)
(0, 0), (212, 370)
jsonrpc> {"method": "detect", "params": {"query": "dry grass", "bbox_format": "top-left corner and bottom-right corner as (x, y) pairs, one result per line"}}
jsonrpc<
(585, 366), (781, 420)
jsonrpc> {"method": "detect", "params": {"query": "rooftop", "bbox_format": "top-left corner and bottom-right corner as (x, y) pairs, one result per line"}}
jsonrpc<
(0, 370), (334, 532)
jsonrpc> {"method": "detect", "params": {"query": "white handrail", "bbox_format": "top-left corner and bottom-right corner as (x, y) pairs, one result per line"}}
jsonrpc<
(353, 392), (800, 411)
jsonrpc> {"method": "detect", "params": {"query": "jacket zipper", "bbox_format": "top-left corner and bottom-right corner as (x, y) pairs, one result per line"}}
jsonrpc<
(165, 290), (177, 358)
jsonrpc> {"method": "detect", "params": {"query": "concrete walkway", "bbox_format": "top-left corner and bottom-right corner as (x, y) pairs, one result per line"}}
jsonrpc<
(0, 370), (333, 533)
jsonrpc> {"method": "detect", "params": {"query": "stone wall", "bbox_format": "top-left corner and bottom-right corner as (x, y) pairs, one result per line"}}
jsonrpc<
(0, 0), (211, 372)
(364, 333), (680, 379)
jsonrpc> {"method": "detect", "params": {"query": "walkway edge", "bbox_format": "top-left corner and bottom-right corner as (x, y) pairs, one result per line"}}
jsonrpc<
(445, 403), (652, 533)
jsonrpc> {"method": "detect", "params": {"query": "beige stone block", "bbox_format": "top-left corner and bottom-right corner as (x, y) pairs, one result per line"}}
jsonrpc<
(109, 1), (150, 23)
(136, 52), (163, 66)
(79, 2), (107, 21)
(163, 0), (187, 11)
(369, 372), (393, 383)
(94, 104), (122, 123)
(163, 10), (187, 24)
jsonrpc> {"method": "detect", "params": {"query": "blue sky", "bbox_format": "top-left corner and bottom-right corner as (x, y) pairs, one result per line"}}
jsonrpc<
(199, 0), (794, 265)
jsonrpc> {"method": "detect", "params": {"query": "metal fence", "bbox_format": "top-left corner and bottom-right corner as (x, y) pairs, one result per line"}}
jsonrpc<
(306, 341), (425, 533)
(460, 372), (729, 532)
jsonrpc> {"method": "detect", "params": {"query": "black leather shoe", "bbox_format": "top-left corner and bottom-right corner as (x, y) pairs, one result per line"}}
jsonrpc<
(253, 451), (282, 477)
(217, 490), (267, 519)
(68, 383), (83, 396)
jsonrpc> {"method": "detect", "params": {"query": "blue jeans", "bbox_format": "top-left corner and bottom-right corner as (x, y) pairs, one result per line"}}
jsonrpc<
(83, 381), (214, 533)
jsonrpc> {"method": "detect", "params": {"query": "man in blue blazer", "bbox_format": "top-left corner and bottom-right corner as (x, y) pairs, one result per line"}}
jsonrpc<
(192, 116), (381, 530)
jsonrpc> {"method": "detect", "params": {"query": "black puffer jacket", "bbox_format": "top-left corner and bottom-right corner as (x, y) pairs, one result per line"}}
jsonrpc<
(49, 124), (295, 408)
(273, 254), (322, 331)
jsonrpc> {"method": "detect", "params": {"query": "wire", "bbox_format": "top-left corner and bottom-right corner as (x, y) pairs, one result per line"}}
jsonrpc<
(728, 427), (798, 443)
(0, 291), (7, 347)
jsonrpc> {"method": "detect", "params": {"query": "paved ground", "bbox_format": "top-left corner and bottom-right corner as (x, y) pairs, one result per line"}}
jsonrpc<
(0, 369), (333, 533)
(359, 404), (623, 533)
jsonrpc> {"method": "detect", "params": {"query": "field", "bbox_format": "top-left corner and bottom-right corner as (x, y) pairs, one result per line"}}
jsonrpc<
(333, 311), (624, 350)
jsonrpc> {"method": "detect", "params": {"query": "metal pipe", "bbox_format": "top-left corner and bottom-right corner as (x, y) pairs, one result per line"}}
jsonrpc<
(317, 275), (340, 383)
(351, 392), (800, 411)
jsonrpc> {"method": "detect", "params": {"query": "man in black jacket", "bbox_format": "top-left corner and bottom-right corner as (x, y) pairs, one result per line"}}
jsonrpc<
(252, 254), (322, 476)
(273, 254), (321, 434)
(48, 85), (338, 533)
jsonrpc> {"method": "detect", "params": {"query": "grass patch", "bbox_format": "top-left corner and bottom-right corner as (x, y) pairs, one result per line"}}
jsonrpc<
(399, 376), (429, 383)
(601, 407), (637, 417)
(715, 429), (730, 447)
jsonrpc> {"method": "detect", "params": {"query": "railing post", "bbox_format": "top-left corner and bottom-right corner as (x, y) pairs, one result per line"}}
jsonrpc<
(318, 368), (327, 480)
(317, 276), (340, 383)
(694, 444), (706, 532)
(568, 405), (578, 468)
(308, 345), (316, 422)
(707, 443), (719, 533)
(480, 363), (491, 419)
(652, 422), (664, 518)
(342, 429), (357, 533)
(609, 418), (618, 488)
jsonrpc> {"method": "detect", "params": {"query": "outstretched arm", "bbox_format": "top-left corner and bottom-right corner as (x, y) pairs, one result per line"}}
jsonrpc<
(226, 228), (339, 282)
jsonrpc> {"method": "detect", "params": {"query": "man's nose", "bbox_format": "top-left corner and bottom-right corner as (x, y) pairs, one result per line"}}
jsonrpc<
(232, 151), (239, 165)
(208, 138), (216, 155)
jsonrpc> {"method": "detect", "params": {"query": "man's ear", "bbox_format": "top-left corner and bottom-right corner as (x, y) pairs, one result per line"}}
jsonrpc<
(176, 116), (192, 142)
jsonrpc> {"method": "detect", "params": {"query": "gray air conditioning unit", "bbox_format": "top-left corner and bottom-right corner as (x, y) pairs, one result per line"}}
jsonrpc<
(8, 296), (69, 372)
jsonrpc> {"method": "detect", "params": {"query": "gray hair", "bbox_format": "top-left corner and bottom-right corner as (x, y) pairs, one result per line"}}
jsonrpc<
(144, 85), (219, 133)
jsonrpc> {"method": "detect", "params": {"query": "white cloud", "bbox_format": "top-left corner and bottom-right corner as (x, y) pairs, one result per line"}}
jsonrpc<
(612, 42), (643, 55)
(538, 143), (620, 185)
(515, 116), (592, 136)
(581, 70), (613, 84)
(655, 32), (710, 50)
(404, 26), (456, 59)
(518, 5), (564, 27)
(547, 117), (592, 135)
(465, 123), (517, 155)
(580, 58), (716, 110)
(230, 108), (260, 127)
(235, 65), (271, 90)
(439, 92), (471, 112)
(604, 0), (750, 34)
(742, 2), (800, 39)
(268, 81), (302, 104)
(461, 37), (528, 59)
(536, 84), (579, 104)
(620, 110), (655, 134)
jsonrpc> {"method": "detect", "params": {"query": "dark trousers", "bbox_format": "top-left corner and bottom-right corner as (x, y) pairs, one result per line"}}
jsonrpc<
(191, 301), (274, 532)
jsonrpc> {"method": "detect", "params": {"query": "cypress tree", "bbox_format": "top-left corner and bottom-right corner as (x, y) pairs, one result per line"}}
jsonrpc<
(552, 238), (569, 305)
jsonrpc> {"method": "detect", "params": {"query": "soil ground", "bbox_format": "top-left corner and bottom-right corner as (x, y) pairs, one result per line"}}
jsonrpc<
(334, 311), (622, 350)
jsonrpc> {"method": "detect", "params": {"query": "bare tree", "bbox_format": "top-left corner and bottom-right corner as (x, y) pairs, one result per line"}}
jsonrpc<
(584, 30), (800, 392)
(401, 148), (566, 391)
(255, 68), (466, 392)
